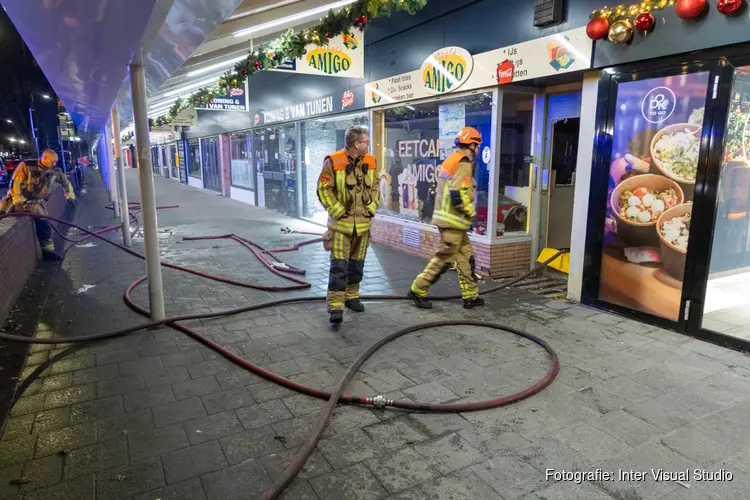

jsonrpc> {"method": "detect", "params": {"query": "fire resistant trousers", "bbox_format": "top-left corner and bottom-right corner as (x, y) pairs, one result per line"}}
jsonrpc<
(327, 230), (370, 312)
(411, 227), (479, 300)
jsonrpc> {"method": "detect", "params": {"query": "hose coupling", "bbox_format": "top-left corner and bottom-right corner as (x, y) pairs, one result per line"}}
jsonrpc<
(372, 395), (389, 409)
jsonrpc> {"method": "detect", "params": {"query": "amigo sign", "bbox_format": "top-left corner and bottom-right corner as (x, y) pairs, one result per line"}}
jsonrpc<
(306, 48), (352, 75)
(420, 47), (473, 95)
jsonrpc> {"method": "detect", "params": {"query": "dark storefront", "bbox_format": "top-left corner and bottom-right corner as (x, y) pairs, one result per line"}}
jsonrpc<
(581, 8), (750, 349)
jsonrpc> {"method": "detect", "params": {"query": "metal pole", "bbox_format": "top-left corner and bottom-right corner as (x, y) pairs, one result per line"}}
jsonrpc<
(111, 107), (132, 247)
(130, 60), (166, 321)
(105, 120), (121, 219)
(57, 126), (67, 174)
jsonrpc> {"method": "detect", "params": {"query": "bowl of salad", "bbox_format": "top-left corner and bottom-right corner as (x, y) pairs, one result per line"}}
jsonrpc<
(610, 174), (684, 246)
(656, 203), (693, 282)
(650, 123), (701, 199)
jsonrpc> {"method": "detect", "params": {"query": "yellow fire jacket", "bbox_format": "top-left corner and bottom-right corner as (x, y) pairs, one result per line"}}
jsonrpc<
(11, 160), (75, 205)
(316, 149), (379, 235)
(432, 150), (477, 231)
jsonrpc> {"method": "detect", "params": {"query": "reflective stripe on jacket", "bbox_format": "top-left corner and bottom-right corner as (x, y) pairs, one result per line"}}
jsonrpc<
(432, 150), (477, 231)
(316, 149), (379, 235)
(11, 160), (75, 205)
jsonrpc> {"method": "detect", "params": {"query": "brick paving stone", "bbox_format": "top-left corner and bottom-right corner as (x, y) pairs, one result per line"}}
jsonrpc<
(419, 470), (503, 500)
(69, 395), (124, 424)
(261, 447), (332, 481)
(162, 440), (228, 484)
(152, 397), (207, 427)
(35, 423), (96, 458)
(364, 417), (428, 452)
(96, 374), (145, 397)
(317, 429), (383, 469)
(120, 356), (164, 376)
(96, 456), (166, 500)
(173, 375), (221, 400)
(237, 399), (293, 430)
(31, 406), (70, 433)
(19, 453), (64, 492)
(1, 414), (34, 440)
(200, 459), (272, 500)
(183, 410), (243, 445)
(134, 477), (208, 500)
(96, 408), (154, 441)
(63, 438), (128, 479)
(201, 386), (256, 414)
(22, 474), (94, 500)
(144, 366), (191, 387)
(364, 447), (440, 494)
(124, 385), (175, 412)
(271, 414), (335, 449)
(220, 425), (286, 464)
(128, 424), (189, 461)
(277, 480), (319, 500)
(413, 432), (486, 474)
(43, 384), (97, 410)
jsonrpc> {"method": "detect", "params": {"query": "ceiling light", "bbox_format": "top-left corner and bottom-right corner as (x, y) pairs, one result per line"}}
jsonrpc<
(41, 94), (51, 99)
(233, 0), (356, 38)
(5, 119), (10, 124)
(162, 77), (218, 97)
(8, 137), (16, 142)
(19, 139), (26, 144)
(186, 55), (248, 77)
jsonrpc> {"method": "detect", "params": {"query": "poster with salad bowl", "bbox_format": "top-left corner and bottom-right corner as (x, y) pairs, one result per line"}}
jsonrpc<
(599, 71), (709, 321)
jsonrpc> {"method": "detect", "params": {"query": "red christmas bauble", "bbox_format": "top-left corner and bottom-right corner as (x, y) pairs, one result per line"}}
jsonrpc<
(634, 12), (655, 31)
(325, 31), (333, 38)
(586, 17), (610, 40)
(675, 0), (706, 19)
(253, 60), (262, 69)
(718, 0), (744, 15)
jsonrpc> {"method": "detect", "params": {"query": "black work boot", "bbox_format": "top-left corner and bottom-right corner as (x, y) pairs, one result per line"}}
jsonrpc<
(463, 297), (485, 310)
(42, 251), (63, 262)
(345, 299), (365, 313)
(329, 310), (343, 324)
(408, 290), (433, 309)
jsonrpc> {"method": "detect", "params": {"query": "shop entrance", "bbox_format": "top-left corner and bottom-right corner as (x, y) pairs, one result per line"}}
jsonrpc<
(583, 53), (750, 350)
(537, 92), (582, 260)
(201, 136), (222, 192)
(253, 124), (299, 217)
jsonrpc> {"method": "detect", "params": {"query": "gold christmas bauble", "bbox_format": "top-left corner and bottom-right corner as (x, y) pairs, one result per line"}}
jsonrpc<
(608, 19), (634, 43)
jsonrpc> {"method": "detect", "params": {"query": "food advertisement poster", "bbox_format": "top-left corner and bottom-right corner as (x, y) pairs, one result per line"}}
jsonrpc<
(598, 72), (710, 321)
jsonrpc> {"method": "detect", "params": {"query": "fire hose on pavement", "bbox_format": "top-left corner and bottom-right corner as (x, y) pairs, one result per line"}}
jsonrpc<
(0, 210), (568, 500)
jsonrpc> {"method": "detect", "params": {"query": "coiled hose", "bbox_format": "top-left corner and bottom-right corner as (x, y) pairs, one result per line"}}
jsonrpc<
(0, 211), (568, 500)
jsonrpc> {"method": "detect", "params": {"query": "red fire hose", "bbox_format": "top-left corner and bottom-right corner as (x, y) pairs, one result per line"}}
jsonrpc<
(0, 211), (564, 500)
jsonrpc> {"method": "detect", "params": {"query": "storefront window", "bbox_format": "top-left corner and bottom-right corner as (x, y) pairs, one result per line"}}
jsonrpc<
(188, 139), (201, 178)
(253, 125), (299, 216)
(702, 66), (750, 339)
(299, 112), (369, 225)
(497, 92), (533, 235)
(376, 93), (493, 235)
(230, 132), (254, 190)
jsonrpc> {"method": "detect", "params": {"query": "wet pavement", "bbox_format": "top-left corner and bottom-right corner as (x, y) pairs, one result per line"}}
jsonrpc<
(1, 169), (750, 500)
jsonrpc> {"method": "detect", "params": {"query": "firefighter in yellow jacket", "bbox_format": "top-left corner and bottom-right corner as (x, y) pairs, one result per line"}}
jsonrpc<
(317, 126), (379, 324)
(408, 127), (484, 310)
(4, 149), (75, 261)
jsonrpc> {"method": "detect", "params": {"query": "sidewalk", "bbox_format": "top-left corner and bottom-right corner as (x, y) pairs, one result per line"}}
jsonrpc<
(2, 169), (750, 500)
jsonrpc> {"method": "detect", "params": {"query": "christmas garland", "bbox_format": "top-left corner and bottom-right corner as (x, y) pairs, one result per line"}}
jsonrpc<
(149, 0), (427, 130)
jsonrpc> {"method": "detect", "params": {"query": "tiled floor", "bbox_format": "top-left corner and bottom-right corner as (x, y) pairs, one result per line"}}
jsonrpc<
(1, 170), (750, 499)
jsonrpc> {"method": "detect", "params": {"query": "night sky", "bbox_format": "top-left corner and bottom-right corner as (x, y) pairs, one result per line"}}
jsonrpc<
(0, 6), (62, 157)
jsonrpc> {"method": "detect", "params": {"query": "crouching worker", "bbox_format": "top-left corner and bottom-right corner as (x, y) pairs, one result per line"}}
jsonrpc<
(317, 126), (379, 324)
(4, 149), (75, 261)
(408, 127), (484, 310)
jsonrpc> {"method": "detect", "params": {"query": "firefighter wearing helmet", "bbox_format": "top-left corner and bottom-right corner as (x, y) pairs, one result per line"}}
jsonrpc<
(8, 149), (76, 261)
(316, 126), (380, 324)
(408, 126), (484, 310)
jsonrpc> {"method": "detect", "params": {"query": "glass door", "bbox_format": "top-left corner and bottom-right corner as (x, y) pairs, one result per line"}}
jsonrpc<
(687, 60), (750, 347)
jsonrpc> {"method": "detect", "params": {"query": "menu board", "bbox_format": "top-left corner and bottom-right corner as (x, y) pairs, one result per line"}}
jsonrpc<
(598, 72), (710, 321)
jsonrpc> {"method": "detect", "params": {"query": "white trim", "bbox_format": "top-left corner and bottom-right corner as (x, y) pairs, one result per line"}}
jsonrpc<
(188, 175), (204, 189)
(230, 185), (256, 205)
(567, 71), (600, 302)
